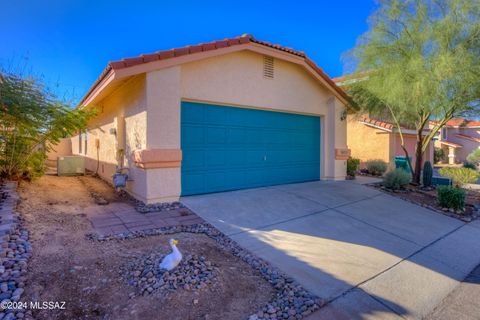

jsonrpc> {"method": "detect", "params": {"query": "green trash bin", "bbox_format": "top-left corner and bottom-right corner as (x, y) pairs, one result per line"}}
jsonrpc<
(394, 156), (411, 172)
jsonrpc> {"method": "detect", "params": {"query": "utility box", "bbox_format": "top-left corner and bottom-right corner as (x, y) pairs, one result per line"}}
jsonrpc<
(57, 156), (85, 176)
(394, 156), (412, 173)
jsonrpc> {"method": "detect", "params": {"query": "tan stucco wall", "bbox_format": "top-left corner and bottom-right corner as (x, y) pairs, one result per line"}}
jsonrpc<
(46, 138), (72, 160)
(45, 138), (72, 167)
(347, 116), (434, 169)
(347, 116), (390, 166)
(181, 51), (333, 114)
(71, 75), (148, 200)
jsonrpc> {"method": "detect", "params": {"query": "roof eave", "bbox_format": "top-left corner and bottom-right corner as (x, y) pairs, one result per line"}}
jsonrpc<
(78, 35), (351, 109)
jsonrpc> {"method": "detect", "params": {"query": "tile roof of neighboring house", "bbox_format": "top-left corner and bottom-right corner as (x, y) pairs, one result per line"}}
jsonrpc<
(359, 117), (394, 130)
(438, 140), (463, 148)
(80, 34), (349, 105)
(359, 116), (431, 135)
(455, 133), (480, 143)
(332, 72), (370, 85)
(445, 118), (480, 127)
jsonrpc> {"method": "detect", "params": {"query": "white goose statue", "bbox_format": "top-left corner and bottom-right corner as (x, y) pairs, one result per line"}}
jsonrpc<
(159, 239), (182, 271)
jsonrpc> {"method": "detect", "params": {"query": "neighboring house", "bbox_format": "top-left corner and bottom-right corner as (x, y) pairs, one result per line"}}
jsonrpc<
(345, 115), (434, 169)
(71, 34), (351, 204)
(332, 76), (433, 169)
(433, 118), (480, 164)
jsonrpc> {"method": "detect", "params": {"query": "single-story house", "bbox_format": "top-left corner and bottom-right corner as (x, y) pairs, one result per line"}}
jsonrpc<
(72, 34), (351, 204)
(433, 118), (480, 164)
(345, 115), (434, 169)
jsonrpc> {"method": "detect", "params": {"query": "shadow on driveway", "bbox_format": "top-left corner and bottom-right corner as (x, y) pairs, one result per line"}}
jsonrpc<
(182, 180), (480, 319)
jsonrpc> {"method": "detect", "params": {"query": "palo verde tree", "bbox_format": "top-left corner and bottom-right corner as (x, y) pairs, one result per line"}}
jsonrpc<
(345, 0), (480, 183)
(0, 71), (95, 180)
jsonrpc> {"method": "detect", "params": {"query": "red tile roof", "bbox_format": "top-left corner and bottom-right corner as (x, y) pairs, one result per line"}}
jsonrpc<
(455, 133), (480, 143)
(80, 34), (349, 105)
(360, 117), (394, 130)
(332, 72), (370, 85)
(445, 118), (480, 127)
(359, 116), (431, 135)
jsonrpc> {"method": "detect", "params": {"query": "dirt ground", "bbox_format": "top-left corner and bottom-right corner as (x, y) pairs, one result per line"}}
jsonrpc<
(17, 175), (273, 320)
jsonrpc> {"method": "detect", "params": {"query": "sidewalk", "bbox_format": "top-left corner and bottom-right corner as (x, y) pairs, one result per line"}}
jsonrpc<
(425, 263), (480, 320)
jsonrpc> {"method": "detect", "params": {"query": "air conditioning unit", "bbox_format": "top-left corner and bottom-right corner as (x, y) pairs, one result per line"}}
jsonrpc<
(57, 156), (85, 176)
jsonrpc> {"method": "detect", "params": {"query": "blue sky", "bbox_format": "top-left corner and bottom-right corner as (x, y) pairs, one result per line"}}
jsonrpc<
(0, 0), (376, 104)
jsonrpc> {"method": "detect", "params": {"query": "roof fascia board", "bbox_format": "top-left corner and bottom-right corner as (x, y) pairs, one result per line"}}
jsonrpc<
(81, 69), (115, 107)
(361, 122), (392, 132)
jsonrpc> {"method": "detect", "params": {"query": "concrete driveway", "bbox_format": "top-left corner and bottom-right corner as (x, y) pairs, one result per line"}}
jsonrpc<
(182, 180), (480, 319)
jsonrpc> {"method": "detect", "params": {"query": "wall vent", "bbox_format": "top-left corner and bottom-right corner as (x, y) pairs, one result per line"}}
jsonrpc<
(263, 56), (274, 79)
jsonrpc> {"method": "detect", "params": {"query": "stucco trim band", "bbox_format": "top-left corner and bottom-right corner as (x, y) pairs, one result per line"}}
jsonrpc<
(335, 148), (351, 160)
(133, 149), (182, 169)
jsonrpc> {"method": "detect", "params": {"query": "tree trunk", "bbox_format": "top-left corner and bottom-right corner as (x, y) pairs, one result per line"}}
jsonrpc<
(413, 131), (424, 184)
(399, 142), (415, 173)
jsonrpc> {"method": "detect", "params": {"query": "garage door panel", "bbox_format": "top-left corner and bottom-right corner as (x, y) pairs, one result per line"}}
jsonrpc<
(181, 102), (320, 195)
(183, 149), (204, 169)
(227, 128), (246, 144)
(204, 106), (226, 124)
(182, 126), (204, 145)
(204, 127), (227, 144)
(204, 149), (226, 167)
(182, 104), (204, 123)
(182, 172), (204, 194)
(226, 150), (246, 166)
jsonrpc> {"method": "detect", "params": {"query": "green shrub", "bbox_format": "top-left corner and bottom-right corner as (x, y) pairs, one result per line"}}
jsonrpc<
(347, 157), (360, 177)
(466, 148), (480, 164)
(366, 159), (388, 176)
(422, 161), (433, 187)
(437, 186), (465, 211)
(463, 161), (476, 170)
(23, 151), (46, 180)
(438, 167), (480, 186)
(0, 71), (95, 180)
(383, 168), (411, 190)
(434, 147), (446, 163)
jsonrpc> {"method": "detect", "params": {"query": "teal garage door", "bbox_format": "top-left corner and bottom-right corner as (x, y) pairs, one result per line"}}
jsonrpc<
(181, 101), (320, 195)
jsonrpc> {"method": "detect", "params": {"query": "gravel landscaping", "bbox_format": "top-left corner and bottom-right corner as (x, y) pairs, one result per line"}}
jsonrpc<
(120, 252), (219, 297)
(0, 181), (33, 320)
(369, 183), (479, 222)
(15, 175), (322, 319)
(90, 221), (323, 320)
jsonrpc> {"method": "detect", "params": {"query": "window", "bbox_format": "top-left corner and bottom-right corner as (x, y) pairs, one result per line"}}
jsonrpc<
(84, 131), (88, 155)
(78, 131), (82, 154)
(441, 127), (447, 140)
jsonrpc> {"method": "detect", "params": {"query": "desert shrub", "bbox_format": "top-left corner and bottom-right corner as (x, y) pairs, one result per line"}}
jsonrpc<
(0, 71), (95, 180)
(434, 148), (445, 163)
(383, 168), (411, 190)
(422, 161), (433, 187)
(347, 157), (360, 177)
(466, 149), (480, 165)
(366, 159), (388, 176)
(438, 167), (480, 186)
(463, 161), (476, 170)
(437, 186), (465, 211)
(22, 151), (46, 180)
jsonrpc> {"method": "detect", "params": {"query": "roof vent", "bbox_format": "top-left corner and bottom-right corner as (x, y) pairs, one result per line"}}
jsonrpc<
(263, 56), (274, 79)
